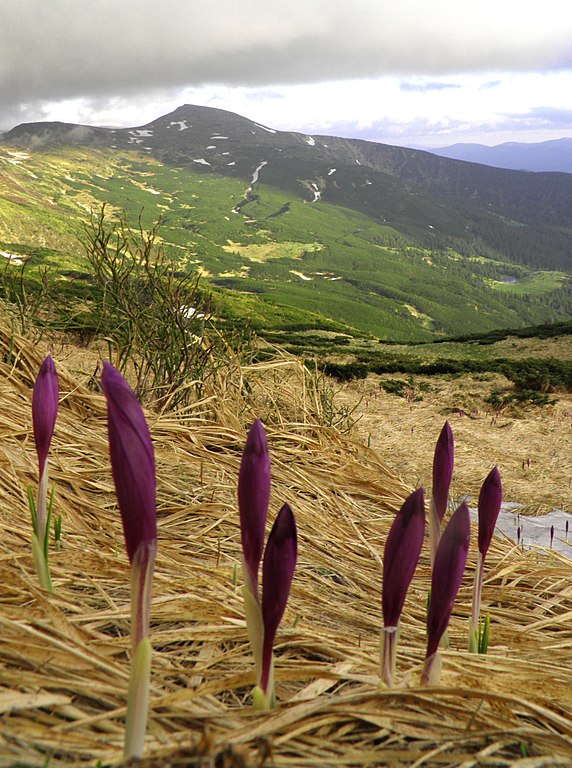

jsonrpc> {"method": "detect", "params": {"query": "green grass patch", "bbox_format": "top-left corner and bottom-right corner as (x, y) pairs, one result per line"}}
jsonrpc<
(491, 271), (569, 295)
(2, 146), (572, 344)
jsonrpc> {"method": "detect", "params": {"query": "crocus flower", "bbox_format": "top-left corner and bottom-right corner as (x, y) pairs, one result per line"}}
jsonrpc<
(238, 419), (271, 599)
(101, 361), (157, 760)
(29, 355), (59, 591)
(101, 361), (157, 566)
(469, 467), (502, 651)
(32, 355), (59, 544)
(238, 422), (297, 709)
(429, 421), (454, 564)
(477, 467), (502, 561)
(260, 503), (298, 707)
(422, 501), (470, 684)
(381, 488), (425, 686)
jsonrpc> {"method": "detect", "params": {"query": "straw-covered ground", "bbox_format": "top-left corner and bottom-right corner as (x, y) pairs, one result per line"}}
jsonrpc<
(1, 318), (572, 767)
(336, 372), (572, 516)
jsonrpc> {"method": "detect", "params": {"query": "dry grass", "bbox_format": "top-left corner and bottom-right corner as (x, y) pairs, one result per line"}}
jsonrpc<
(1, 318), (572, 767)
(337, 373), (572, 515)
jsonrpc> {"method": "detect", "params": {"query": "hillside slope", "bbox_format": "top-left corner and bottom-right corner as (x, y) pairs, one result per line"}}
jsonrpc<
(1, 105), (571, 342)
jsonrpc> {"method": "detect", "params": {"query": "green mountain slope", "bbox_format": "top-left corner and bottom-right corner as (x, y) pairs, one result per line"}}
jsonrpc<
(1, 106), (571, 342)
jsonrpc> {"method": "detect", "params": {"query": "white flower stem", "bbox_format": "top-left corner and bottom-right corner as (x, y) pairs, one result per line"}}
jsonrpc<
(31, 532), (52, 591)
(37, 459), (49, 544)
(471, 551), (484, 629)
(124, 638), (152, 760)
(380, 625), (399, 687)
(242, 582), (265, 689)
(124, 540), (156, 760)
(421, 651), (442, 685)
(429, 495), (441, 567)
(469, 552), (484, 652)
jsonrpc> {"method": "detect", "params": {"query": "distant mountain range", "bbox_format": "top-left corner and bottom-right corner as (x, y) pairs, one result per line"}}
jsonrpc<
(429, 138), (572, 174)
(1, 104), (571, 342)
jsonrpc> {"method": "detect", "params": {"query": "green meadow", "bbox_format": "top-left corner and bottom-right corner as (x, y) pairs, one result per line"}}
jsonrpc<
(1, 146), (571, 348)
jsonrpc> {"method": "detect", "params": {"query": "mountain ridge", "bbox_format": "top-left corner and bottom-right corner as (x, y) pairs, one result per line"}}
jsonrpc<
(429, 137), (572, 173)
(1, 104), (571, 342)
(6, 104), (572, 243)
(4, 104), (572, 229)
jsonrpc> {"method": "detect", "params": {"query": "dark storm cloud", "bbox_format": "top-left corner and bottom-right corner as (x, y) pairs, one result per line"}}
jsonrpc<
(1, 0), (571, 118)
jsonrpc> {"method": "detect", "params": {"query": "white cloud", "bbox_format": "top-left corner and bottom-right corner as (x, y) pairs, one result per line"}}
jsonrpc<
(1, 1), (572, 145)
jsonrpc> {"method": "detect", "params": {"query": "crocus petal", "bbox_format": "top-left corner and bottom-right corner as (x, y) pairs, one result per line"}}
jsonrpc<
(426, 501), (470, 658)
(261, 503), (297, 693)
(101, 362), (156, 563)
(477, 466), (502, 559)
(431, 421), (454, 523)
(382, 487), (425, 628)
(238, 419), (271, 597)
(32, 355), (59, 478)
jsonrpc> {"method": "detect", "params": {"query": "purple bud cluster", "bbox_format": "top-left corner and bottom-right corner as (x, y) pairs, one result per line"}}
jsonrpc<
(238, 420), (298, 705)
(382, 419), (503, 685)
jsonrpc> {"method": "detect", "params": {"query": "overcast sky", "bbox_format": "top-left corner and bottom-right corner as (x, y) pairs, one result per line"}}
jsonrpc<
(2, 0), (572, 147)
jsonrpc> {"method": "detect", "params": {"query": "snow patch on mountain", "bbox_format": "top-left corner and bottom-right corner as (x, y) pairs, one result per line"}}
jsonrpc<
(250, 161), (267, 185)
(1, 251), (24, 265)
(4, 150), (28, 165)
(254, 122), (276, 134)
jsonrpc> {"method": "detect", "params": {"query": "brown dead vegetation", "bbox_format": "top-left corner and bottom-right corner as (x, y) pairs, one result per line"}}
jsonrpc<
(1, 317), (572, 766)
(337, 372), (572, 515)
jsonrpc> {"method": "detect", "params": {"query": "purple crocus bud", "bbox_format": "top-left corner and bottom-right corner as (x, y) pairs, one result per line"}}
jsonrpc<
(32, 355), (59, 480)
(238, 419), (271, 599)
(101, 362), (157, 563)
(382, 488), (425, 628)
(32, 354), (59, 548)
(470, 468), (502, 647)
(426, 501), (470, 661)
(429, 421), (454, 565)
(261, 503), (297, 698)
(432, 421), (454, 524)
(477, 466), (502, 559)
